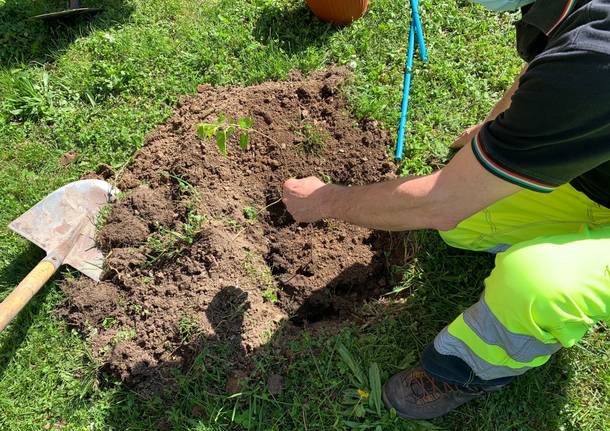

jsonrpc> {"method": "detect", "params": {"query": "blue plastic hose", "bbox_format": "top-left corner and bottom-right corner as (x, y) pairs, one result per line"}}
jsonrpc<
(395, 0), (427, 160)
(395, 20), (416, 161)
(411, 0), (427, 61)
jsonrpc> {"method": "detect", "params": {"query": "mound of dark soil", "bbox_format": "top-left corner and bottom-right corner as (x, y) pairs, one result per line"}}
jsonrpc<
(59, 67), (410, 394)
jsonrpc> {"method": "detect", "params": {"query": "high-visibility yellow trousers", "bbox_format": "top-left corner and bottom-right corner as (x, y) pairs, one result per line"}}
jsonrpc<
(435, 184), (610, 380)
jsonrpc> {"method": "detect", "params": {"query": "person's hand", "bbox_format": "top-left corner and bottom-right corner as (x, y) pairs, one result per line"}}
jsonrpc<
(451, 122), (484, 149)
(282, 176), (329, 223)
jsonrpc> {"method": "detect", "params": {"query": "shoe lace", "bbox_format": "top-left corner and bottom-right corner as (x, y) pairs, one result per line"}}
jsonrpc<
(407, 371), (457, 400)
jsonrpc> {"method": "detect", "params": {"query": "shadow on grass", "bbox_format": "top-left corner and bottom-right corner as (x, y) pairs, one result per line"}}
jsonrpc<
(0, 0), (134, 66)
(96, 231), (575, 430)
(252, 2), (339, 55)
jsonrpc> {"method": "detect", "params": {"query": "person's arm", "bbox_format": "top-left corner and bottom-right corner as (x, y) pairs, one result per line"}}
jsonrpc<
(451, 65), (527, 149)
(282, 144), (520, 231)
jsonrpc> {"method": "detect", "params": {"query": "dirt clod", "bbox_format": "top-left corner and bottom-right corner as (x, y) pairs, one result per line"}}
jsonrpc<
(97, 207), (150, 250)
(59, 151), (77, 166)
(59, 67), (409, 395)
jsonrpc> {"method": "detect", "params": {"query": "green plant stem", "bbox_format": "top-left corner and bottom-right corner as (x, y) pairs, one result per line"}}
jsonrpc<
(231, 197), (283, 241)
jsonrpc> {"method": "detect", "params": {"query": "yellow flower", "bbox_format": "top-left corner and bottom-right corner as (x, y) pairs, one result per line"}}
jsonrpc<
(357, 389), (369, 399)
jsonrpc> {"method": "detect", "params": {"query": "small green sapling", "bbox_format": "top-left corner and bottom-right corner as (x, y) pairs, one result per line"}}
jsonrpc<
(197, 114), (254, 156)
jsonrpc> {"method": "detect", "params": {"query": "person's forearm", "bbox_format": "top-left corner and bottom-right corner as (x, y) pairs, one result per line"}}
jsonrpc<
(316, 173), (453, 231)
(282, 145), (520, 230)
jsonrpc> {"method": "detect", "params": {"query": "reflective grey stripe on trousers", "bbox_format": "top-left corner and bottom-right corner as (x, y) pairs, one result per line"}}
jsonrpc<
(434, 328), (533, 380)
(434, 297), (562, 381)
(463, 297), (561, 363)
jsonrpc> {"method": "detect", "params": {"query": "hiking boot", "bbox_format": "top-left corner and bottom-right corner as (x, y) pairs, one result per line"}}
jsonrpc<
(382, 366), (489, 420)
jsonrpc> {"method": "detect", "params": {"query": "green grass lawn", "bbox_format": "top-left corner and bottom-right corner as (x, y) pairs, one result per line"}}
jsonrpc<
(1, 0), (609, 430)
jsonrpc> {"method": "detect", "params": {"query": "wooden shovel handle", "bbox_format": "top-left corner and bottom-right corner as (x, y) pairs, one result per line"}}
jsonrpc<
(0, 260), (57, 332)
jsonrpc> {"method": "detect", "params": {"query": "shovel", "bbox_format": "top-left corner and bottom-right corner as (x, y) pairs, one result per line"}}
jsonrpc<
(0, 179), (118, 332)
(31, 0), (102, 20)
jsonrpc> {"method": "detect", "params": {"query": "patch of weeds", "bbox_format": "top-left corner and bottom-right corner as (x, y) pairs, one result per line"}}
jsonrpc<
(243, 251), (278, 303)
(145, 213), (205, 265)
(334, 342), (433, 430)
(163, 172), (202, 211)
(86, 61), (137, 101)
(95, 204), (113, 232)
(112, 328), (136, 345)
(145, 175), (206, 265)
(197, 114), (253, 156)
(101, 317), (117, 330)
(130, 302), (151, 319)
(178, 314), (201, 343)
(300, 121), (328, 155)
(337, 342), (383, 421)
(95, 191), (125, 232)
(399, 157), (434, 177)
(145, 233), (180, 264)
(223, 217), (243, 232)
(0, 69), (59, 122)
(146, 228), (188, 265)
(242, 206), (258, 222)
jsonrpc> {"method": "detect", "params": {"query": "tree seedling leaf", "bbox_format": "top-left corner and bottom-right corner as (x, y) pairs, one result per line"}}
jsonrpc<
(197, 123), (216, 140)
(215, 130), (227, 156)
(226, 125), (236, 139)
(238, 116), (254, 129)
(239, 132), (250, 150)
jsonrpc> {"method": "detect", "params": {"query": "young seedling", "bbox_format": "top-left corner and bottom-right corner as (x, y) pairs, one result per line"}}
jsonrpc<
(196, 114), (254, 156)
(262, 287), (278, 303)
(223, 217), (243, 233)
(232, 198), (283, 241)
(300, 122), (328, 155)
(131, 302), (143, 315)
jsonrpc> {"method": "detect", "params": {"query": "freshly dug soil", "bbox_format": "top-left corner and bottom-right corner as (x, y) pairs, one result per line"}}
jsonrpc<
(59, 67), (410, 394)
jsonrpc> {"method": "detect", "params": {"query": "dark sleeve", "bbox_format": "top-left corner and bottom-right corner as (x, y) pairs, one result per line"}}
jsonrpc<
(472, 50), (610, 193)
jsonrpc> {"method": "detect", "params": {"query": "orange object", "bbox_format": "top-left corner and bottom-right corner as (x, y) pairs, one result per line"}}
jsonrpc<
(306, 0), (369, 25)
